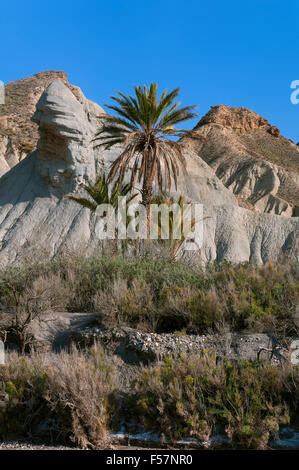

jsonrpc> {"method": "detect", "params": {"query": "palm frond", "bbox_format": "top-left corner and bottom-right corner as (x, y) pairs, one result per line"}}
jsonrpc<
(156, 87), (180, 118)
(102, 105), (139, 129)
(94, 83), (203, 207)
(66, 174), (137, 213)
(65, 196), (97, 212)
(158, 105), (197, 129)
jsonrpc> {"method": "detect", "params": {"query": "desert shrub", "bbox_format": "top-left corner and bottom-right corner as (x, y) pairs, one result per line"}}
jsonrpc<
(205, 261), (299, 334)
(0, 253), (298, 335)
(0, 354), (51, 438)
(105, 260), (298, 334)
(94, 278), (157, 330)
(67, 254), (204, 311)
(147, 261), (299, 334)
(128, 353), (299, 449)
(155, 285), (225, 332)
(0, 345), (117, 448)
(0, 272), (72, 352)
(45, 345), (117, 448)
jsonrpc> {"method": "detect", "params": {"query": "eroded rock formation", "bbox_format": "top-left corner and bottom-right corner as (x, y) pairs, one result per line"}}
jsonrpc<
(0, 79), (297, 267)
(0, 71), (104, 177)
(187, 105), (299, 217)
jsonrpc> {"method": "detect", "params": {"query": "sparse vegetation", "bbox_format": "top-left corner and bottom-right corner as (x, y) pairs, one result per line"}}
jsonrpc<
(0, 347), (298, 449)
(128, 353), (299, 449)
(0, 271), (71, 353)
(0, 345), (117, 448)
(0, 250), (297, 449)
(0, 254), (298, 342)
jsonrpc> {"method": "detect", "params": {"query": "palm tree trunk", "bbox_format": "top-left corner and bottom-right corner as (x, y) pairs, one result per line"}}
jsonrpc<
(144, 186), (153, 237)
(142, 157), (153, 236)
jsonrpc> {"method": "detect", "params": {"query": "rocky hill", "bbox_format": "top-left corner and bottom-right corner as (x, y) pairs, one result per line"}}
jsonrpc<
(186, 105), (299, 216)
(0, 71), (103, 176)
(1, 73), (298, 218)
(0, 76), (297, 266)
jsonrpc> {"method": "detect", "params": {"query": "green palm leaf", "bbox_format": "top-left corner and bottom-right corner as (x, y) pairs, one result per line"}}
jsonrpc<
(92, 83), (204, 234)
(66, 175), (137, 212)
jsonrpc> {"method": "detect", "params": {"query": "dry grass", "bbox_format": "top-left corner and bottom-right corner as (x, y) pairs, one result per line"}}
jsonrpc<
(93, 278), (157, 330)
(0, 345), (117, 448)
(90, 259), (299, 335)
(129, 353), (299, 449)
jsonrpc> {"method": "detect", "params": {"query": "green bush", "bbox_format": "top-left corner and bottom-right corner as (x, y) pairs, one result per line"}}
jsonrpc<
(0, 254), (298, 335)
(128, 353), (299, 449)
(0, 347), (298, 449)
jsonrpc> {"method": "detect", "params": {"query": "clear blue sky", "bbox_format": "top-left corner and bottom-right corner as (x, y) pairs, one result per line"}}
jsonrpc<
(1, 0), (298, 142)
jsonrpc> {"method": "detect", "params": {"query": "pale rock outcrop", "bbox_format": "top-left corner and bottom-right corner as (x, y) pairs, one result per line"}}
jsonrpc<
(32, 80), (98, 193)
(203, 205), (298, 264)
(2, 75), (298, 218)
(0, 71), (104, 177)
(0, 80), (297, 267)
(187, 105), (299, 216)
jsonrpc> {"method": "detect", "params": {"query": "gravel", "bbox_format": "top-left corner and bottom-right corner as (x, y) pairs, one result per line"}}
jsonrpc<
(0, 440), (80, 450)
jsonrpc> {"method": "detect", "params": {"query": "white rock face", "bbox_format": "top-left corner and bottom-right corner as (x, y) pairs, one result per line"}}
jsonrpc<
(0, 71), (105, 178)
(0, 80), (297, 267)
(203, 205), (298, 264)
(32, 80), (98, 193)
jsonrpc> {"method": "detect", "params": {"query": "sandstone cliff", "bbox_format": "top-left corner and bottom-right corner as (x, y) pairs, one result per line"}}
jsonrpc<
(187, 105), (299, 217)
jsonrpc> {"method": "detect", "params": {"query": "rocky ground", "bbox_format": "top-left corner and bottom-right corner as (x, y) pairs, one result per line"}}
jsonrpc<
(4, 310), (294, 366)
(3, 309), (296, 391)
(0, 441), (165, 450)
(17, 310), (295, 391)
(73, 324), (291, 363)
(0, 441), (79, 450)
(71, 325), (294, 390)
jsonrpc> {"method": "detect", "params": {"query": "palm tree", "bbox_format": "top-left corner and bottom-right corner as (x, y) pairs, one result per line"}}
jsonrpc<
(94, 83), (200, 229)
(66, 175), (137, 252)
(66, 174), (136, 211)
